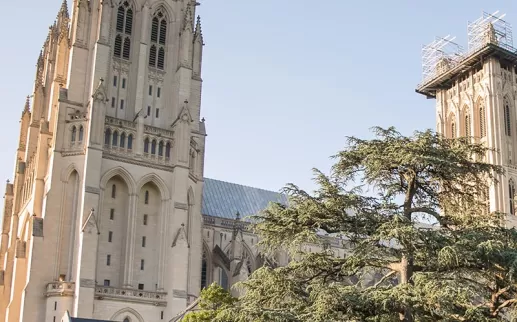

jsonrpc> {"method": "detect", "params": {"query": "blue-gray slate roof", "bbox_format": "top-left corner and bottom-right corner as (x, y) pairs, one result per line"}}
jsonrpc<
(202, 178), (288, 220)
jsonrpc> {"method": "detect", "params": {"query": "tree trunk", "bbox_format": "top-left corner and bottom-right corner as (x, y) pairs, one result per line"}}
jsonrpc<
(399, 256), (414, 322)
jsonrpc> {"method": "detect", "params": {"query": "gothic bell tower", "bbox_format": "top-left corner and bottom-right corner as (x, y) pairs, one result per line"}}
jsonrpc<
(0, 0), (208, 321)
(416, 11), (517, 226)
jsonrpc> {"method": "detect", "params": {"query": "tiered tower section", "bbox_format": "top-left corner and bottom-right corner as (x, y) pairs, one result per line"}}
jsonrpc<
(0, 0), (206, 321)
(416, 11), (517, 225)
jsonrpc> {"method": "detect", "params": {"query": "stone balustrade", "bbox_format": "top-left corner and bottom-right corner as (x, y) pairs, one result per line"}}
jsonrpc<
(94, 286), (167, 306)
(46, 281), (75, 297)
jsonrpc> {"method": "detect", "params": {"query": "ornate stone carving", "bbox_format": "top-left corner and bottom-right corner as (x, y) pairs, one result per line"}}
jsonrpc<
(95, 286), (167, 306)
(46, 281), (75, 297)
(174, 202), (188, 210)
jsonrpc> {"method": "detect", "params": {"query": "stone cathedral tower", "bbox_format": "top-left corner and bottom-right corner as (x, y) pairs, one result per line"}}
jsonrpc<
(416, 12), (517, 226)
(0, 0), (206, 321)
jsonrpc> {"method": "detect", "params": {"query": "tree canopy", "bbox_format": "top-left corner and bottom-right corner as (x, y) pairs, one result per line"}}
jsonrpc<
(187, 127), (517, 322)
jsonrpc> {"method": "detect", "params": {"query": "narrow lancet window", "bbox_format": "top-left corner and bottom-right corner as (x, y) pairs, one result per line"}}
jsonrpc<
(148, 9), (168, 69)
(505, 99), (512, 136)
(128, 134), (133, 150)
(114, 1), (133, 60)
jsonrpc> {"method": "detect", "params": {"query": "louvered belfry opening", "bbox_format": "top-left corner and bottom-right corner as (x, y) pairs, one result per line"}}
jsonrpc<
(114, 1), (133, 60)
(149, 9), (167, 70)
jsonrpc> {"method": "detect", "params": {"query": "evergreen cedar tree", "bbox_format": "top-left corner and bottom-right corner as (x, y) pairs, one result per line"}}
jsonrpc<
(185, 127), (517, 322)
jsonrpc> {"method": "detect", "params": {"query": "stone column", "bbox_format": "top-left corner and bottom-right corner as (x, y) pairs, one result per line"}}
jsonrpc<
(157, 199), (170, 290)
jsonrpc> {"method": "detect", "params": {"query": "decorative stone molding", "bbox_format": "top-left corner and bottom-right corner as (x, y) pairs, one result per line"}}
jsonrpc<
(105, 116), (136, 130)
(95, 286), (167, 306)
(172, 289), (187, 299)
(80, 278), (95, 288)
(174, 202), (188, 210)
(46, 281), (75, 297)
(85, 186), (101, 195)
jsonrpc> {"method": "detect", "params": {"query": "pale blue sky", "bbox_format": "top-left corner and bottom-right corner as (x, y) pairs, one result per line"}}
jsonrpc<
(0, 0), (515, 197)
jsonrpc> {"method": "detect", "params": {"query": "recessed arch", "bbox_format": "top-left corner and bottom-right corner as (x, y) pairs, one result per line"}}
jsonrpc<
(201, 240), (212, 289)
(99, 166), (136, 193)
(148, 1), (177, 23)
(187, 187), (195, 206)
(135, 173), (170, 200)
(110, 307), (144, 322)
(60, 164), (80, 183)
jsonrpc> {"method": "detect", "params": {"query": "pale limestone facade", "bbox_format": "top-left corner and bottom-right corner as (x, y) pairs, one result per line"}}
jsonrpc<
(0, 1), (349, 321)
(0, 0), (207, 320)
(416, 23), (517, 227)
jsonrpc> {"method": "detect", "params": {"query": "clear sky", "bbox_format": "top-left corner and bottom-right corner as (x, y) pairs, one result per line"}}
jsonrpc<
(0, 0), (515, 199)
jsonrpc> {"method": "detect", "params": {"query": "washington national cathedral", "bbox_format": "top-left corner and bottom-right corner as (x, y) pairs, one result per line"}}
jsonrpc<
(1, 1), (517, 321)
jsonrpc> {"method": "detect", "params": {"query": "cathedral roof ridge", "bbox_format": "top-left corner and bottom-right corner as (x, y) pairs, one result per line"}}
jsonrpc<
(204, 177), (282, 195)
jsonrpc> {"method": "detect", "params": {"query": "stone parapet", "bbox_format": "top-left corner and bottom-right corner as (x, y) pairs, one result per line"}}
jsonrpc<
(94, 286), (167, 307)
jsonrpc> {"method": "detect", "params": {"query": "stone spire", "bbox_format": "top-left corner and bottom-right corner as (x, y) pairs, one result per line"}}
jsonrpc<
(194, 15), (203, 42)
(56, 0), (70, 41)
(57, 0), (69, 20)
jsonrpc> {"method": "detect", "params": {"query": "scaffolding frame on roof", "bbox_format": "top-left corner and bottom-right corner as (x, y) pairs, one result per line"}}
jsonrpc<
(421, 35), (464, 83)
(467, 11), (514, 53)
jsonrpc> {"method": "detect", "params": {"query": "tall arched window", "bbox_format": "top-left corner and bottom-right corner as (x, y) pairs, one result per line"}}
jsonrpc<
(165, 142), (171, 158)
(122, 38), (131, 60)
(158, 141), (164, 156)
(128, 134), (133, 150)
(120, 132), (126, 148)
(149, 9), (167, 69)
(111, 184), (116, 198)
(71, 126), (77, 143)
(149, 45), (157, 67)
(151, 140), (157, 154)
(201, 250), (207, 290)
(477, 98), (487, 138)
(144, 138), (149, 153)
(79, 126), (84, 142)
(114, 35), (122, 57)
(510, 180), (516, 215)
(112, 131), (119, 146)
(123, 318), (130, 322)
(104, 129), (111, 146)
(144, 190), (149, 204)
(505, 99), (512, 136)
(114, 1), (133, 60)
(465, 114), (471, 137)
(451, 122), (456, 138)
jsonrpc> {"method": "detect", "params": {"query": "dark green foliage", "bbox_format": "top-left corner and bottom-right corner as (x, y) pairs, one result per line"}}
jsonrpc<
(188, 127), (517, 322)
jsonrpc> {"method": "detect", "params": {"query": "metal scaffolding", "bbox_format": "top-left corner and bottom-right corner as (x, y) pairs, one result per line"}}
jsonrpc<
(467, 11), (513, 53)
(421, 35), (464, 83)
